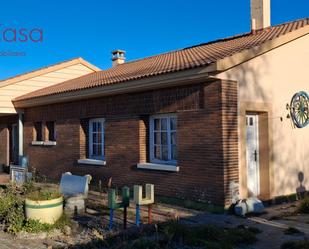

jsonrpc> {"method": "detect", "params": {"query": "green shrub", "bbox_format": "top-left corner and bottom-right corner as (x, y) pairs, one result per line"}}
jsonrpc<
(22, 180), (37, 195)
(0, 185), (24, 233)
(0, 184), (68, 234)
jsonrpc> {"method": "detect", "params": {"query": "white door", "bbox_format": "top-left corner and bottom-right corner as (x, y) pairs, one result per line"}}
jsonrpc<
(246, 114), (260, 196)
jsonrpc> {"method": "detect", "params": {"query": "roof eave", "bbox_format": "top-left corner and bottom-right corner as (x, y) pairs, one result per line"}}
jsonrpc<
(213, 24), (309, 73)
(76, 57), (101, 72)
(0, 57), (100, 88)
(13, 64), (218, 108)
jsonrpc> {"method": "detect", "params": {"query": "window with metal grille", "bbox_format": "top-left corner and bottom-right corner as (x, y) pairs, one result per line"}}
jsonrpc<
(89, 118), (105, 160)
(149, 114), (177, 165)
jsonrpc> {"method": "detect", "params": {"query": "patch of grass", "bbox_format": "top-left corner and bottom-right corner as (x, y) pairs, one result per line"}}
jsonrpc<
(23, 219), (55, 233)
(156, 196), (224, 213)
(281, 241), (309, 249)
(284, 227), (303, 235)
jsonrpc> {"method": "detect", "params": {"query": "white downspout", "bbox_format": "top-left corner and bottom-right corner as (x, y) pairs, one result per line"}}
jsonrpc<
(18, 112), (23, 164)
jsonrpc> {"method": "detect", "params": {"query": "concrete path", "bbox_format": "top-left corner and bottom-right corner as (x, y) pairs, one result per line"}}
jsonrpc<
(0, 232), (47, 249)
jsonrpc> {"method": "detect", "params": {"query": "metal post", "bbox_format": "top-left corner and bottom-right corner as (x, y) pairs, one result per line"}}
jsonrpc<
(109, 209), (114, 230)
(124, 207), (127, 230)
(136, 204), (140, 227)
(148, 204), (152, 224)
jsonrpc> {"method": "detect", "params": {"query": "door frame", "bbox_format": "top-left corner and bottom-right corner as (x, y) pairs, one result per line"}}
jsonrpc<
(239, 102), (273, 200)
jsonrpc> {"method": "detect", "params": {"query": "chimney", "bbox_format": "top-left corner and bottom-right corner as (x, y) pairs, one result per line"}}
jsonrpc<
(251, 0), (271, 31)
(111, 50), (126, 67)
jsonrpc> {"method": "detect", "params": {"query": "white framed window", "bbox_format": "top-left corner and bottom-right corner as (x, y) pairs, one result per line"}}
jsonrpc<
(89, 118), (105, 160)
(149, 114), (177, 165)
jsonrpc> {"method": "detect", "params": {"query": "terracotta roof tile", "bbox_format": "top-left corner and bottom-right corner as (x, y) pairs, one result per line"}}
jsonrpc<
(14, 18), (309, 102)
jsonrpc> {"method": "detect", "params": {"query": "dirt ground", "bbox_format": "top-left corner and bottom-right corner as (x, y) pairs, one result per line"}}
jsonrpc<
(0, 187), (308, 249)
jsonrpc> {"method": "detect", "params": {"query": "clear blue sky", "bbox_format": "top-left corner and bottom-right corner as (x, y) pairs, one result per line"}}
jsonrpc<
(0, 0), (308, 79)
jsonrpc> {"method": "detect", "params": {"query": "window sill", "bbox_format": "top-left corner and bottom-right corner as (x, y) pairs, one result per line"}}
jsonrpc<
(31, 141), (57, 146)
(44, 141), (57, 146)
(137, 163), (179, 172)
(31, 141), (44, 146)
(77, 159), (106, 166)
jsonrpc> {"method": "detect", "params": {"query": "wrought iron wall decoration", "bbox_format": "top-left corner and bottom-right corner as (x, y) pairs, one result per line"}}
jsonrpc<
(287, 91), (309, 128)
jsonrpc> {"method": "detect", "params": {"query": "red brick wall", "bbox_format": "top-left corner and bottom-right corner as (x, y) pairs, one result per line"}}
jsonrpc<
(24, 119), (80, 177)
(0, 125), (9, 166)
(221, 81), (239, 205)
(23, 81), (238, 206)
(0, 115), (18, 166)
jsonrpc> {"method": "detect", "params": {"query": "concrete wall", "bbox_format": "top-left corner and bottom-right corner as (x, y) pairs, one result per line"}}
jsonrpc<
(218, 33), (309, 198)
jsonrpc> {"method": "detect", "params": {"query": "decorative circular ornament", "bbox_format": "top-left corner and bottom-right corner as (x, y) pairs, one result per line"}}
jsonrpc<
(290, 91), (309, 128)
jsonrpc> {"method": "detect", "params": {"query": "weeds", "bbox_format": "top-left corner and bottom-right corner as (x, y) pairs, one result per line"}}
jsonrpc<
(284, 227), (303, 235)
(156, 196), (224, 213)
(27, 189), (62, 201)
(64, 221), (259, 249)
(23, 213), (70, 233)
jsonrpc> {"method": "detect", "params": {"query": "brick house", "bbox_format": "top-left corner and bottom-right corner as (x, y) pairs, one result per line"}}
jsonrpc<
(1, 1), (309, 206)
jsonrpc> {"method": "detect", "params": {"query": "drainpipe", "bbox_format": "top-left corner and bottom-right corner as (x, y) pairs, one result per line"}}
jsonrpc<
(18, 112), (23, 164)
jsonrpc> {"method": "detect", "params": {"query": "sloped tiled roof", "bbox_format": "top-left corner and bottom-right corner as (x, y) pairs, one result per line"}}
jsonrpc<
(14, 18), (309, 102)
